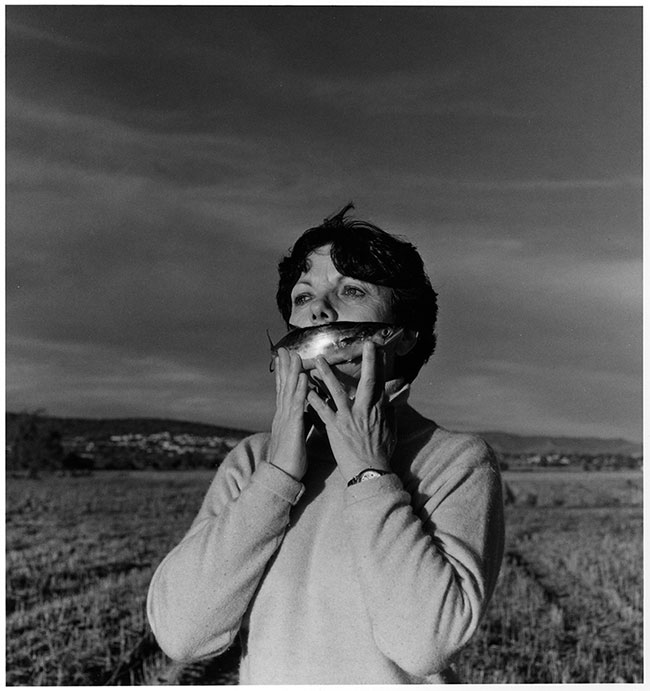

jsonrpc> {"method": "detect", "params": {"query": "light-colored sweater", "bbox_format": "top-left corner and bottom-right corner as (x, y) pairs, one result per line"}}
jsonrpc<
(147, 389), (505, 684)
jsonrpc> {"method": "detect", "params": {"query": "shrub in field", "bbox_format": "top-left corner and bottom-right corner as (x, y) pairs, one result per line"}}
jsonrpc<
(6, 411), (64, 476)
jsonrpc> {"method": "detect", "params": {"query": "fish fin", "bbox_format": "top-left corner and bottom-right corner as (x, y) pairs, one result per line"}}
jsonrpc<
(267, 329), (278, 371)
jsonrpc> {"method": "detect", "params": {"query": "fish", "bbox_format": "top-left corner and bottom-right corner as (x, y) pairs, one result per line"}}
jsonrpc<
(269, 321), (404, 371)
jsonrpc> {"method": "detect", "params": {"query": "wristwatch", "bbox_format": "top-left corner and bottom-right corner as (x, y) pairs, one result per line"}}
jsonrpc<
(347, 468), (392, 487)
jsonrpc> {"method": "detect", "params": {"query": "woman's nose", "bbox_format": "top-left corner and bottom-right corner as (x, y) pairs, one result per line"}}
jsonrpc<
(310, 297), (337, 324)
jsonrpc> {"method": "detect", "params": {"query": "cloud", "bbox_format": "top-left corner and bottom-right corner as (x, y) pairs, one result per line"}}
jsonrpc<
(435, 239), (641, 364)
(7, 336), (276, 429)
(6, 14), (110, 55)
(5, 7), (642, 442)
(308, 70), (536, 119)
(6, 98), (294, 390)
(398, 223), (642, 442)
(5, 92), (384, 265)
(455, 176), (642, 192)
(413, 357), (641, 441)
(6, 93), (267, 185)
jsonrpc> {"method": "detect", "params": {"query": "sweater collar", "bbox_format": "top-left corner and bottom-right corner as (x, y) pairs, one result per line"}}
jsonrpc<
(385, 378), (410, 406)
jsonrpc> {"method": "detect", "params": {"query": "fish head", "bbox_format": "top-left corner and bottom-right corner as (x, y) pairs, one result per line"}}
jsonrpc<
(366, 324), (405, 348)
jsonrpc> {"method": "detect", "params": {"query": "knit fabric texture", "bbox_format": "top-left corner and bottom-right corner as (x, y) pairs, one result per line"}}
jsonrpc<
(147, 390), (505, 684)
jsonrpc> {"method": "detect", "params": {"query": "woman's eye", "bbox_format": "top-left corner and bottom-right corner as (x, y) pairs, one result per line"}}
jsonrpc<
(342, 285), (365, 298)
(292, 293), (311, 306)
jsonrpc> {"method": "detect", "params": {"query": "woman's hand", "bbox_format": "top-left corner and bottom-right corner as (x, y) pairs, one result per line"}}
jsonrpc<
(307, 341), (396, 483)
(269, 348), (309, 482)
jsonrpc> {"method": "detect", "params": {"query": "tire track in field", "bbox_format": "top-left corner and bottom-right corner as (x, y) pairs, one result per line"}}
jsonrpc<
(505, 549), (570, 608)
(7, 555), (240, 686)
(503, 547), (590, 669)
(6, 566), (154, 641)
(505, 547), (643, 681)
(7, 560), (154, 616)
(505, 548), (642, 624)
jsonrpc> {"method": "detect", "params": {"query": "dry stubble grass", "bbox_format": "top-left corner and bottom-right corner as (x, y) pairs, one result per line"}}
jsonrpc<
(5, 469), (643, 684)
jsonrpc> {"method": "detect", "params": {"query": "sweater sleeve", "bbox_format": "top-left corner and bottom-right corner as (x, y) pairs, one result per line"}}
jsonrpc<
(343, 435), (504, 678)
(146, 434), (304, 662)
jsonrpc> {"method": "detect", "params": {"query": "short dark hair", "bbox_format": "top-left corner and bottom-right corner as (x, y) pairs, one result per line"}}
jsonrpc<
(276, 203), (438, 382)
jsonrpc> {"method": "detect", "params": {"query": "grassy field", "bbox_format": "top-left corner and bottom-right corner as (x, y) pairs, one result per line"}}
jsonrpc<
(5, 468), (643, 684)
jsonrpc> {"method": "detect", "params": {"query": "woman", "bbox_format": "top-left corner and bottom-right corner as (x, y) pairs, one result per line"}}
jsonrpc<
(147, 204), (505, 684)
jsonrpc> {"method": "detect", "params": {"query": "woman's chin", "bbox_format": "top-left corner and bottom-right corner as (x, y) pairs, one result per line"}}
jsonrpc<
(331, 359), (363, 381)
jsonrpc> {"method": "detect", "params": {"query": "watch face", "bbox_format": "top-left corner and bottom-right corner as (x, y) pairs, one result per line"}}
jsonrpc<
(348, 468), (389, 486)
(361, 471), (381, 481)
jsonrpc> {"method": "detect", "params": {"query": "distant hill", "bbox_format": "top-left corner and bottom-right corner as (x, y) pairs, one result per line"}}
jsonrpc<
(5, 412), (254, 442)
(6, 411), (641, 458)
(478, 431), (642, 457)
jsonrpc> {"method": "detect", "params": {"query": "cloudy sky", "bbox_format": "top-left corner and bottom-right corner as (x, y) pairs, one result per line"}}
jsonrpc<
(6, 5), (642, 441)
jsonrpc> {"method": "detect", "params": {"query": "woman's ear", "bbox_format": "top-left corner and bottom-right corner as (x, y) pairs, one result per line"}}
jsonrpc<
(396, 329), (418, 356)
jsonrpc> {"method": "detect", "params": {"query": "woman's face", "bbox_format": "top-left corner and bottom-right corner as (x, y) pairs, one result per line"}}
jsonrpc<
(289, 245), (395, 328)
(289, 245), (401, 386)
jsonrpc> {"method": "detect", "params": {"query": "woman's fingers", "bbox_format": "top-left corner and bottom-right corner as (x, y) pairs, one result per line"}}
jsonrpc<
(306, 388), (336, 425)
(355, 341), (382, 410)
(313, 356), (349, 411)
(274, 348), (286, 404)
(275, 350), (308, 417)
(296, 370), (308, 397)
(288, 349), (303, 385)
(275, 349), (304, 387)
